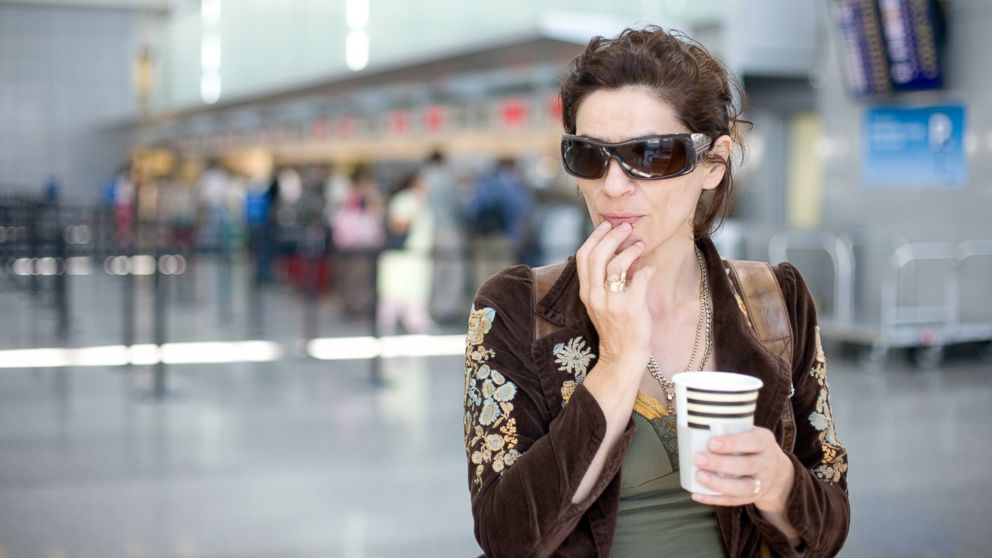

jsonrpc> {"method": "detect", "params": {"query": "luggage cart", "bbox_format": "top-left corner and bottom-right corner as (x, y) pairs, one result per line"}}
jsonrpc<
(951, 240), (992, 363)
(769, 231), (992, 369)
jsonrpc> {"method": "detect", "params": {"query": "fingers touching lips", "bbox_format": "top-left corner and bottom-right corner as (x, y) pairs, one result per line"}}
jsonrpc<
(601, 214), (643, 228)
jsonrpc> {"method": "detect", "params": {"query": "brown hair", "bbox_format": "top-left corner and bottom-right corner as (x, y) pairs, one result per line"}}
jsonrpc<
(559, 26), (749, 237)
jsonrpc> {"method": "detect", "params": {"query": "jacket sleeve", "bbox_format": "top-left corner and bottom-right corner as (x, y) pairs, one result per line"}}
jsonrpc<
(748, 262), (851, 557)
(463, 266), (634, 557)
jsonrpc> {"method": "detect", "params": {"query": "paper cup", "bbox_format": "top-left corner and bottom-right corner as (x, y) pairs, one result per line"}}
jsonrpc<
(673, 371), (763, 495)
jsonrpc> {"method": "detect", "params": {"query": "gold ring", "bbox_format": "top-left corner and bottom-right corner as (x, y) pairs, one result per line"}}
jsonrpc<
(751, 478), (762, 497)
(604, 272), (626, 293)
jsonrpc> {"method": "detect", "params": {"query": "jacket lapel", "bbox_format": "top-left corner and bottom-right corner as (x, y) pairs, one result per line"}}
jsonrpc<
(532, 258), (599, 414)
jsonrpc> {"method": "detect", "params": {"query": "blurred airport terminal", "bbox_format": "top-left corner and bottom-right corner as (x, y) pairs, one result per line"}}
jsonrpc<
(1, 0), (990, 556)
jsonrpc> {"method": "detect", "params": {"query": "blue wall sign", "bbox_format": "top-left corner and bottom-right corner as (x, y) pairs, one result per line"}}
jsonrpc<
(863, 105), (966, 188)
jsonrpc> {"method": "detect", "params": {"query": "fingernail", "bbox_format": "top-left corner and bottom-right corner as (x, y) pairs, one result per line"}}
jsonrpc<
(694, 453), (708, 466)
(598, 221), (611, 230)
(619, 222), (632, 231)
(698, 471), (712, 482)
(709, 439), (724, 451)
(635, 241), (645, 249)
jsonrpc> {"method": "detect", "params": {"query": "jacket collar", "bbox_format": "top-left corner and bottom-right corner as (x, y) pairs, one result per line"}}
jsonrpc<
(534, 255), (584, 328)
(533, 237), (791, 428)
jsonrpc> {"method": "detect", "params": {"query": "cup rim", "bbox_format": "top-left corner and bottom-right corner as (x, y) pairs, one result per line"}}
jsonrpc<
(672, 371), (764, 392)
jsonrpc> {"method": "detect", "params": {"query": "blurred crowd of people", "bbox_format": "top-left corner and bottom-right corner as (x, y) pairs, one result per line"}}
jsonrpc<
(99, 151), (588, 330)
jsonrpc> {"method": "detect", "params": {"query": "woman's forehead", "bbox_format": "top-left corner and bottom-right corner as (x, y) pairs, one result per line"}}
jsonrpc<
(574, 86), (688, 141)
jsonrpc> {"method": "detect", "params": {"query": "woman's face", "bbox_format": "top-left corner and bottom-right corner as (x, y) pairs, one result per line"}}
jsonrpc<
(573, 85), (727, 259)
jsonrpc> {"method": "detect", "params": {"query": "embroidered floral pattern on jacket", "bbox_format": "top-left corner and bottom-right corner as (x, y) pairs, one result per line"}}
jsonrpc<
(554, 336), (595, 406)
(464, 306), (521, 487)
(807, 326), (848, 484)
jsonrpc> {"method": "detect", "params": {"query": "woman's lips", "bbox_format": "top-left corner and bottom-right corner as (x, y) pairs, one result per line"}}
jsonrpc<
(602, 215), (643, 227)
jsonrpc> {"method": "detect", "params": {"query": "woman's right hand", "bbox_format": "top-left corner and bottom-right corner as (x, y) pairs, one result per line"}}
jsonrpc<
(575, 221), (656, 374)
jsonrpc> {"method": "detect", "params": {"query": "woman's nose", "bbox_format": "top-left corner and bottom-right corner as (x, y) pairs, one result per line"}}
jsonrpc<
(601, 158), (635, 197)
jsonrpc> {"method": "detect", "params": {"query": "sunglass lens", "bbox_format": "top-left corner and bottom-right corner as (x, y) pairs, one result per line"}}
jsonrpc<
(563, 139), (606, 178)
(617, 137), (688, 178)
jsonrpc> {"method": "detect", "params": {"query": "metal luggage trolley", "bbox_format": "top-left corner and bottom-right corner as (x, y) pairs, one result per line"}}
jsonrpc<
(769, 230), (992, 369)
(953, 240), (992, 362)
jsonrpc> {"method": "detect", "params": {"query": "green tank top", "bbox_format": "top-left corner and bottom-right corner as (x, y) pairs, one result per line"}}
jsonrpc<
(610, 392), (725, 557)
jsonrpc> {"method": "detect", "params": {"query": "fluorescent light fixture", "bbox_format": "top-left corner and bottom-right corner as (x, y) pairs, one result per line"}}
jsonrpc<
(307, 334), (466, 360)
(36, 257), (58, 276)
(200, 0), (222, 106)
(0, 335), (464, 370)
(346, 0), (369, 29)
(0, 348), (73, 368)
(201, 73), (221, 105)
(105, 255), (129, 275)
(201, 35), (221, 71)
(12, 258), (32, 276)
(0, 341), (282, 369)
(76, 345), (130, 366)
(0, 345), (128, 368)
(306, 336), (380, 360)
(130, 255), (157, 276)
(66, 257), (93, 276)
(162, 341), (283, 364)
(127, 344), (160, 366)
(158, 255), (186, 275)
(345, 30), (369, 71)
(201, 0), (221, 24)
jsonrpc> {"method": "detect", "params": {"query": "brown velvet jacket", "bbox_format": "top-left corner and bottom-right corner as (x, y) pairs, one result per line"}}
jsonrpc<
(463, 238), (850, 557)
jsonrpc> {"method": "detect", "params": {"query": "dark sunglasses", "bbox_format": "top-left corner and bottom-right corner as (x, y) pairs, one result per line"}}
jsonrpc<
(561, 132), (712, 180)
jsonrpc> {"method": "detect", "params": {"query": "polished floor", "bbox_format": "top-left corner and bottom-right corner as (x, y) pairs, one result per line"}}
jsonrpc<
(1, 257), (990, 557)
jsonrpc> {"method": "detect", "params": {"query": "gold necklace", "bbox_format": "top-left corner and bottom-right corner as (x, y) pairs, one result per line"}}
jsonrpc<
(646, 245), (712, 415)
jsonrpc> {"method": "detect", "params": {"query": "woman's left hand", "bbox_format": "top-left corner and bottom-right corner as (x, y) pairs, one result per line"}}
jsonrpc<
(690, 427), (795, 512)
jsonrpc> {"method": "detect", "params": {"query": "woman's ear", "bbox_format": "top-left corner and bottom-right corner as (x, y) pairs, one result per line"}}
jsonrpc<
(701, 134), (733, 191)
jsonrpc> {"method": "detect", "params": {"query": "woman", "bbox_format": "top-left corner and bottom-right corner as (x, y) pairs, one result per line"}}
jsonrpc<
(331, 165), (384, 316)
(377, 171), (435, 334)
(462, 27), (849, 557)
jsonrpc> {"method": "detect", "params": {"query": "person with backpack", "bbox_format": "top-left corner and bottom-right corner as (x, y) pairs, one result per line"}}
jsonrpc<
(463, 158), (534, 287)
(462, 26), (849, 557)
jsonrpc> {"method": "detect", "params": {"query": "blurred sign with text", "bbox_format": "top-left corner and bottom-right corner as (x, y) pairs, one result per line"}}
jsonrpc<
(863, 104), (966, 188)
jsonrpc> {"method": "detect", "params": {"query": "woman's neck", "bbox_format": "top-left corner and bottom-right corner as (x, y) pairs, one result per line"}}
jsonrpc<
(640, 236), (701, 318)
